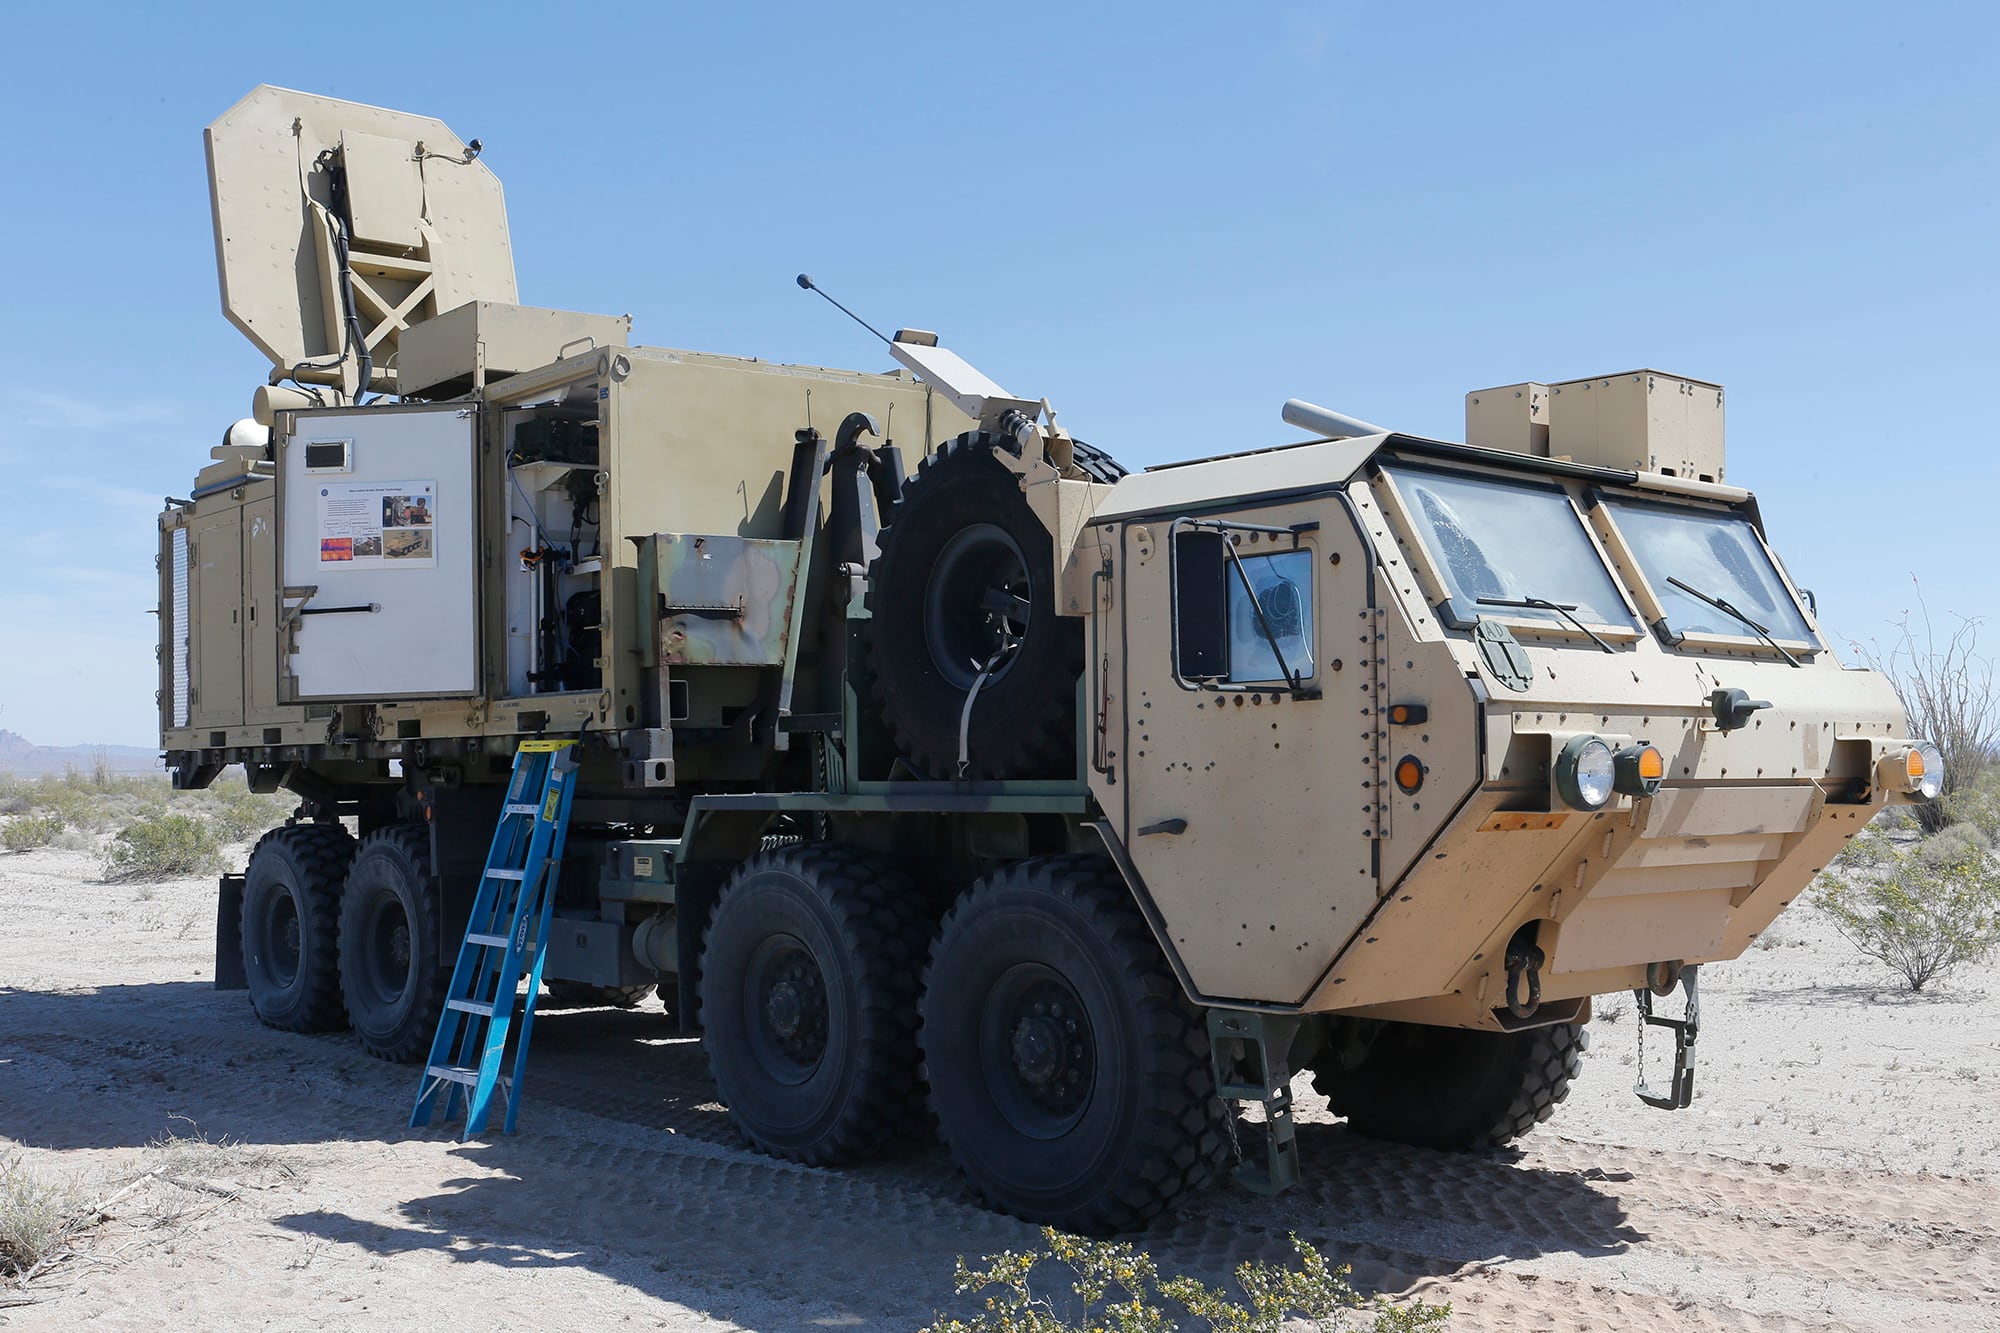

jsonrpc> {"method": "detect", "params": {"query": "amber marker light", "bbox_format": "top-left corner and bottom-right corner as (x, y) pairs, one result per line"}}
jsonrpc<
(1614, 743), (1666, 797)
(1906, 743), (1944, 800)
(1394, 755), (1425, 794)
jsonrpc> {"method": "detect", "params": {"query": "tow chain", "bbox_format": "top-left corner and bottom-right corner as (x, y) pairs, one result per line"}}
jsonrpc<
(1634, 964), (1700, 1110)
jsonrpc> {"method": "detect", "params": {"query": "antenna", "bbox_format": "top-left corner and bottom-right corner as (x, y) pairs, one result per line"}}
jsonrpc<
(796, 274), (891, 347)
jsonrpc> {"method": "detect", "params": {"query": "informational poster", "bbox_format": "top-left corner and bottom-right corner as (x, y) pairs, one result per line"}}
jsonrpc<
(316, 479), (438, 568)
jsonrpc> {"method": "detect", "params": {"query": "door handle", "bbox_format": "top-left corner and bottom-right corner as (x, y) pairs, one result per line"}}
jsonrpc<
(1137, 818), (1188, 837)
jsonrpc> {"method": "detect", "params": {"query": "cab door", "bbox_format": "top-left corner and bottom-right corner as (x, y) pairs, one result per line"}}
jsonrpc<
(1111, 499), (1380, 1006)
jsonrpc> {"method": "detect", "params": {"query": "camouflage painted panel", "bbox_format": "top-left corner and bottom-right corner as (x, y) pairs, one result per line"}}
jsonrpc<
(653, 534), (801, 666)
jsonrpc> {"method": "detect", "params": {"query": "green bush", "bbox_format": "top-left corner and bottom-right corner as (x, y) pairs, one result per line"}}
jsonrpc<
(924, 1228), (1448, 1333)
(1818, 844), (2000, 992)
(2, 812), (66, 852)
(197, 781), (294, 844)
(1941, 769), (2000, 846)
(1831, 828), (1897, 872)
(102, 813), (224, 881)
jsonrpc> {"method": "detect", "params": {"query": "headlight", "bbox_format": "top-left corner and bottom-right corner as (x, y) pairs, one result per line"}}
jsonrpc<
(1614, 743), (1666, 797)
(1906, 742), (1944, 800)
(1556, 735), (1617, 810)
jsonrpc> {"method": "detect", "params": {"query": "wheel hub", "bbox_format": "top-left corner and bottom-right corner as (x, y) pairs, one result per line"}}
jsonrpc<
(766, 980), (803, 1038)
(747, 939), (828, 1076)
(982, 970), (1094, 1137)
(924, 523), (1032, 691)
(363, 895), (412, 1005)
(1010, 1015), (1065, 1085)
(268, 894), (302, 987)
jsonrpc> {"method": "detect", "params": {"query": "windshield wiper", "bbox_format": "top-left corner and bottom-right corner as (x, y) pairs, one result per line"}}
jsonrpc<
(1664, 577), (1804, 667)
(1476, 597), (1615, 653)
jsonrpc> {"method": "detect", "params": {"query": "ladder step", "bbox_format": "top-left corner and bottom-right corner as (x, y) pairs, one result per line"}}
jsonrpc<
(412, 739), (576, 1137)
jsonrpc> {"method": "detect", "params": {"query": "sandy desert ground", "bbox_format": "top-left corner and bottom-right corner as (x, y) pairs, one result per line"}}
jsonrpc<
(3, 837), (1997, 1332)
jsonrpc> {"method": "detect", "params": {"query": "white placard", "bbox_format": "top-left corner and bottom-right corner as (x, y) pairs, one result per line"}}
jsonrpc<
(315, 479), (439, 568)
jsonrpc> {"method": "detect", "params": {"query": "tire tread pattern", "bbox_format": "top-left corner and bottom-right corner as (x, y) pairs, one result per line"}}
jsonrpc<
(1316, 1020), (1590, 1151)
(702, 842), (931, 1166)
(243, 822), (354, 1033)
(922, 854), (1225, 1233)
(344, 824), (446, 1063)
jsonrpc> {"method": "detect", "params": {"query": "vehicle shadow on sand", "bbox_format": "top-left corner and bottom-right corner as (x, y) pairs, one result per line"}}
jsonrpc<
(0, 981), (723, 1154)
(3, 980), (1640, 1323)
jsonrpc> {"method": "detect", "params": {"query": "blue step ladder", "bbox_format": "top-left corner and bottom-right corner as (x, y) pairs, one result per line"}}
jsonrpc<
(410, 739), (579, 1138)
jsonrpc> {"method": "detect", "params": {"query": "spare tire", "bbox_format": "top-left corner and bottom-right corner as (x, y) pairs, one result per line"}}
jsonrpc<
(1066, 438), (1127, 484)
(867, 433), (1083, 780)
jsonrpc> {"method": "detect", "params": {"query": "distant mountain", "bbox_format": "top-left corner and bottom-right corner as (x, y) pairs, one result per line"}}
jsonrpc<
(0, 729), (160, 776)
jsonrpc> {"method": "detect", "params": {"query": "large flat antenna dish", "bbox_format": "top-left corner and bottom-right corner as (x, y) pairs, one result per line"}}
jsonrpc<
(205, 85), (517, 394)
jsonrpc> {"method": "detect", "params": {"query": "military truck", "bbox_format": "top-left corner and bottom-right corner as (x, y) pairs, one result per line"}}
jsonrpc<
(160, 85), (1939, 1233)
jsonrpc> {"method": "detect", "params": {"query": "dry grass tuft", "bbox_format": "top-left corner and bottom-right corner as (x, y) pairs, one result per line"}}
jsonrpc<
(0, 1155), (74, 1278)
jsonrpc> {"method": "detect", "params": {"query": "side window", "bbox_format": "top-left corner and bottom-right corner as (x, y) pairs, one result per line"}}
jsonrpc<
(1171, 524), (1315, 687)
(1229, 551), (1315, 683)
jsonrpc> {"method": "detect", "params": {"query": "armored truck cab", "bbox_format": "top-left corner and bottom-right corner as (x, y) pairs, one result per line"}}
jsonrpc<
(1091, 425), (1911, 1032)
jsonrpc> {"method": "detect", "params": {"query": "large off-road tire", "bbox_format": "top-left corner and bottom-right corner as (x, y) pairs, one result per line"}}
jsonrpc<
(700, 843), (930, 1165)
(338, 825), (449, 1063)
(241, 823), (353, 1033)
(920, 855), (1225, 1234)
(544, 981), (658, 1010)
(867, 433), (1083, 780)
(1313, 1019), (1589, 1150)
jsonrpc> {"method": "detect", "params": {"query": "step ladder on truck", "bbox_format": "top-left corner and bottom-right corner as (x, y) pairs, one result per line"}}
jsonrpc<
(409, 739), (579, 1138)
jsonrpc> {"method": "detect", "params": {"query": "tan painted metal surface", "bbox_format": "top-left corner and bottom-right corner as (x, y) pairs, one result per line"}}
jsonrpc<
(205, 86), (516, 393)
(1081, 424), (1912, 1028)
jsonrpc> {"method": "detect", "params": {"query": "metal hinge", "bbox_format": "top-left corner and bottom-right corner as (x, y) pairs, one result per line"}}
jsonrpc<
(1362, 607), (1389, 838)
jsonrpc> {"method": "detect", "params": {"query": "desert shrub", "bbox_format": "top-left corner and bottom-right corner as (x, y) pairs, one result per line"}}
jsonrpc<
(9, 770), (166, 834)
(197, 780), (294, 844)
(2, 812), (66, 852)
(102, 813), (224, 881)
(1914, 821), (1993, 866)
(0, 1155), (76, 1278)
(1941, 768), (2000, 845)
(1852, 589), (1997, 834)
(1832, 828), (1897, 872)
(924, 1227), (1448, 1333)
(1818, 844), (2000, 992)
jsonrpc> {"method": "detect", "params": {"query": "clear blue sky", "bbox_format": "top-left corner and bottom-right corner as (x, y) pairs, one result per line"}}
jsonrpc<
(1, 1), (1992, 747)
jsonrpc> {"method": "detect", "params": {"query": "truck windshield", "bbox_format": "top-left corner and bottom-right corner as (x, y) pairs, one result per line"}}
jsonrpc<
(1602, 498), (1816, 645)
(1382, 465), (1632, 630)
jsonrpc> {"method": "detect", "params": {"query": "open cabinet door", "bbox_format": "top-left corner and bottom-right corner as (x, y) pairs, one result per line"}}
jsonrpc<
(278, 404), (479, 701)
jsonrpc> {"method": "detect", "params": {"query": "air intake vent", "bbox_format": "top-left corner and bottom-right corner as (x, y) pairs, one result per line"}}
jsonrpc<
(170, 528), (191, 728)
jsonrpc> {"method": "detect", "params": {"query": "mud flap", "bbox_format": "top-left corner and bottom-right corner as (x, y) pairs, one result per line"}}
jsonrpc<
(214, 873), (247, 991)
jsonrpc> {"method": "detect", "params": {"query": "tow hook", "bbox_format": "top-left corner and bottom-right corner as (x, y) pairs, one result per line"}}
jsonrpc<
(1634, 963), (1700, 1109)
(1504, 926), (1545, 1019)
